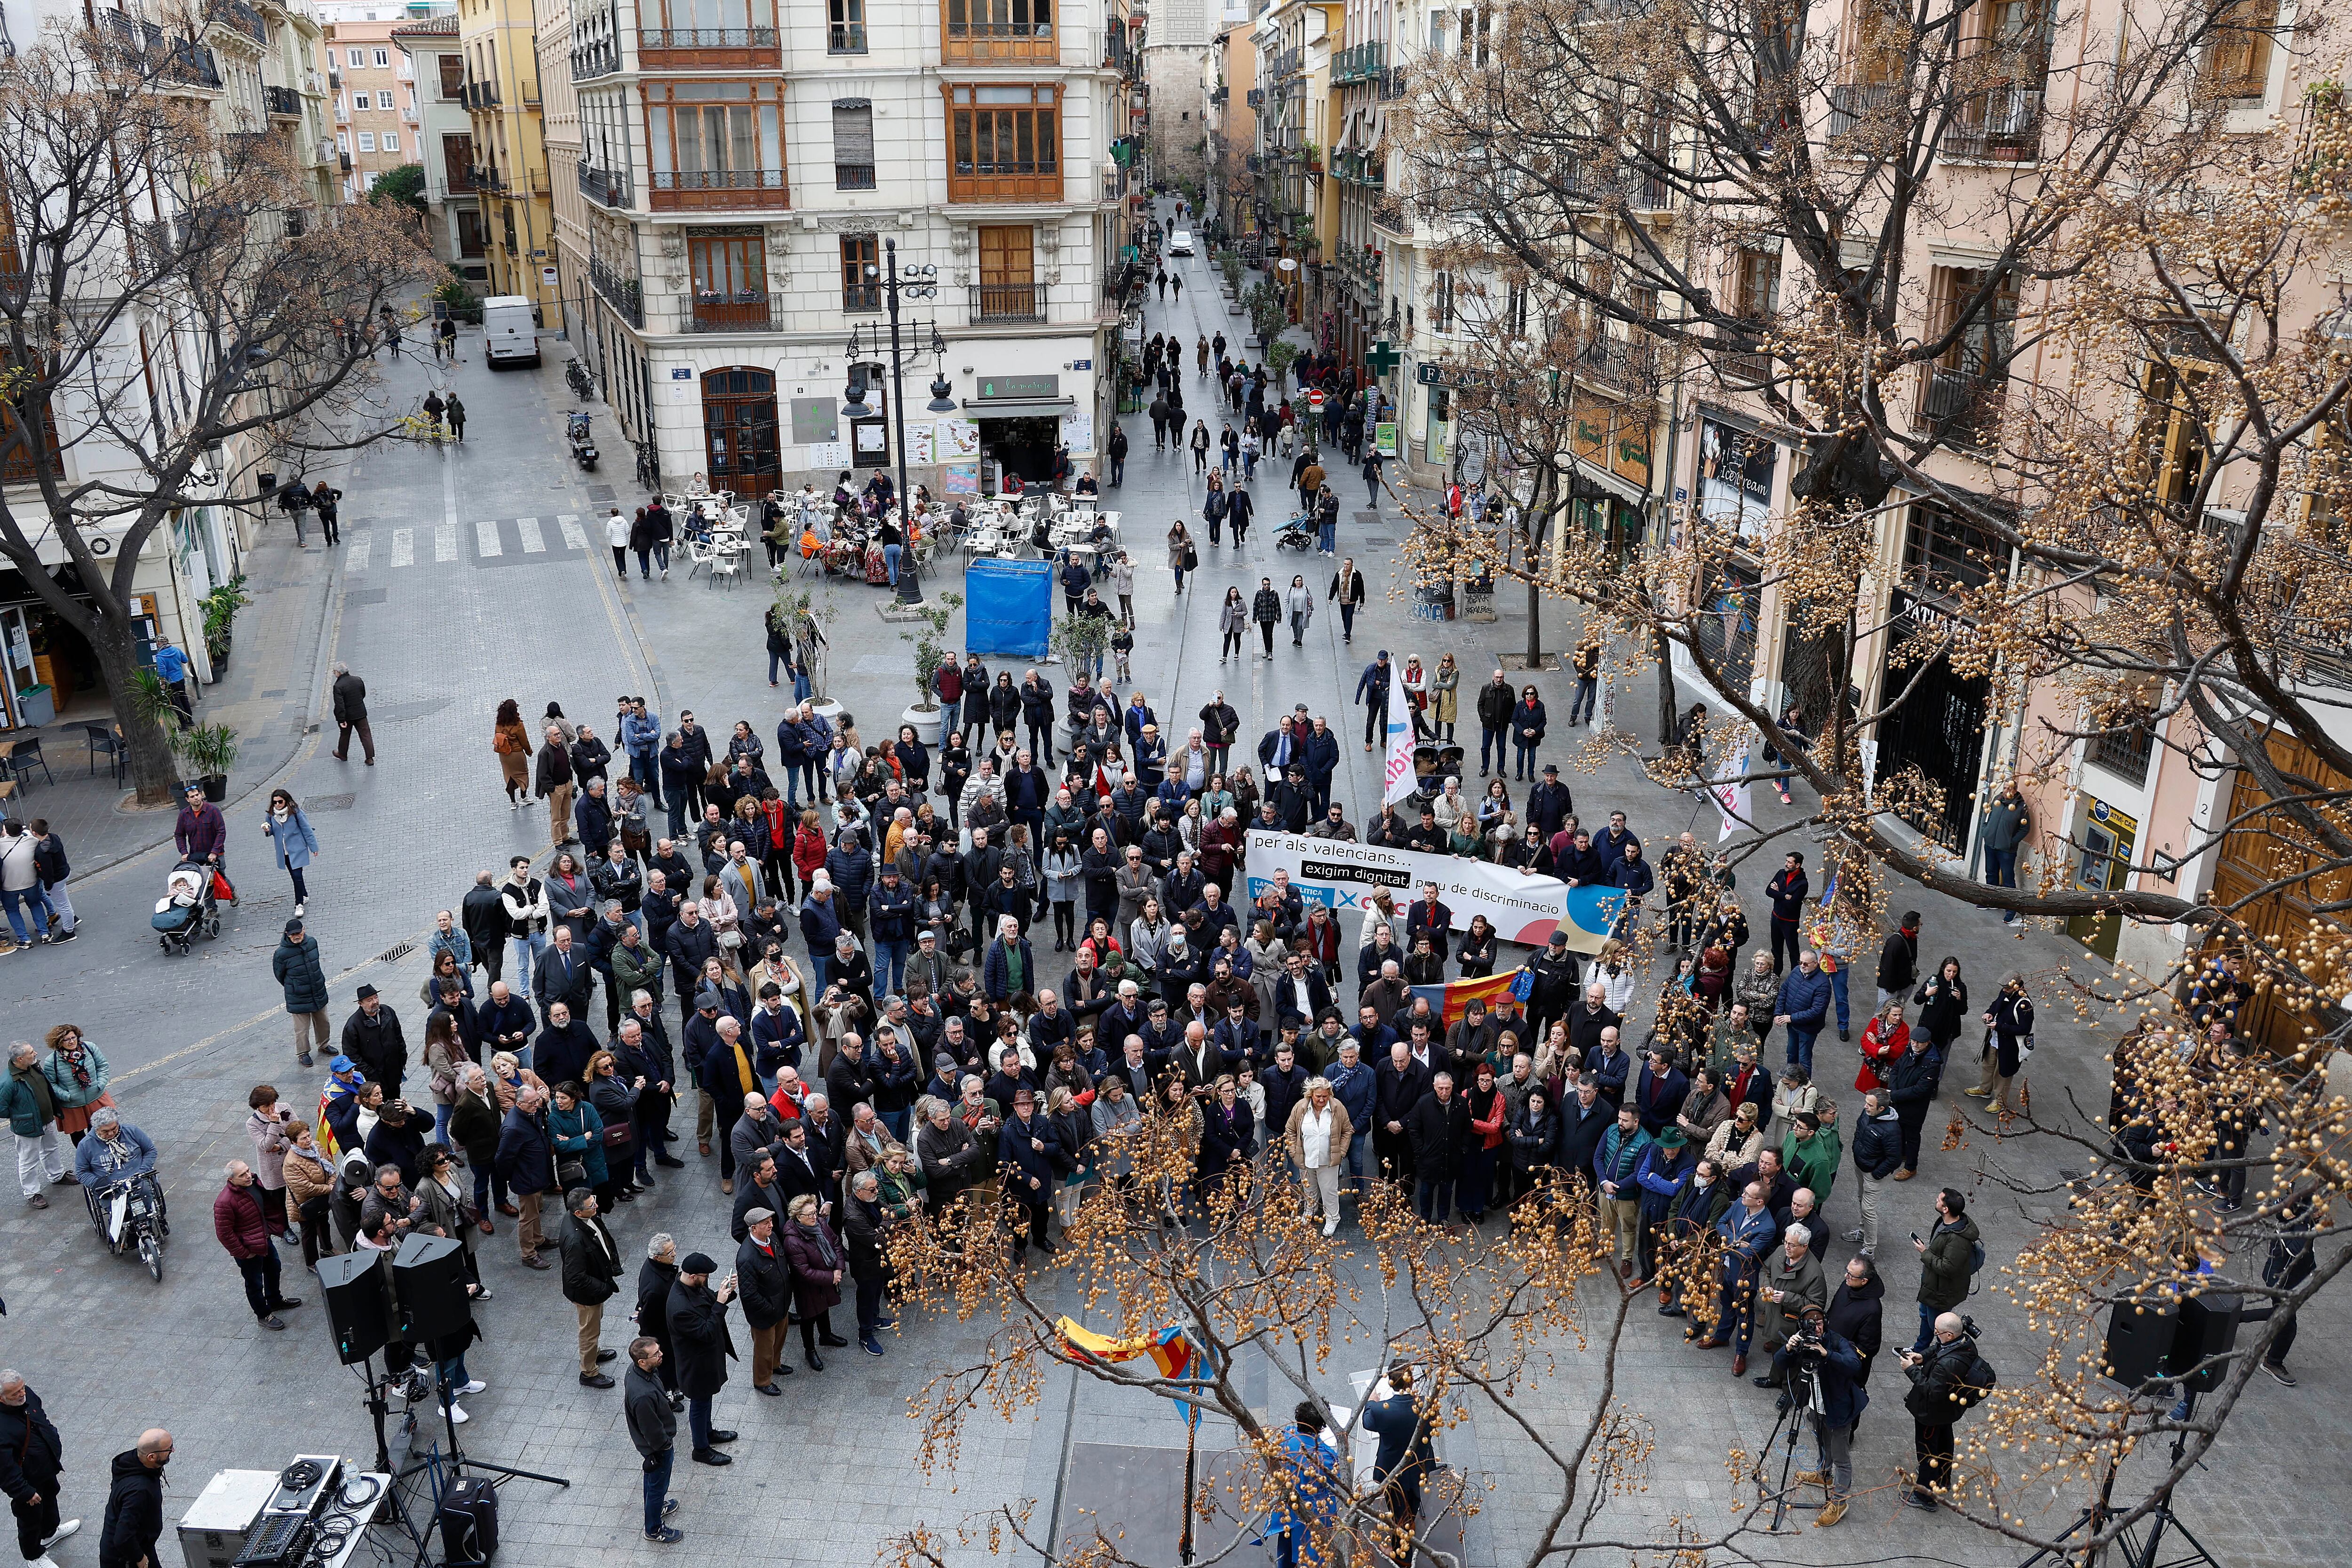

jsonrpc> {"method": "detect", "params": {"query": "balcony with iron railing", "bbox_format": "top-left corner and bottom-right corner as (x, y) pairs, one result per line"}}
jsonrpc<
(1574, 334), (1656, 392)
(1944, 88), (2044, 162)
(207, 0), (268, 47)
(943, 16), (1057, 64)
(1916, 364), (2005, 447)
(835, 162), (877, 190)
(1332, 41), (1386, 84)
(689, 290), (784, 332)
(969, 282), (1045, 323)
(1330, 149), (1383, 188)
(572, 34), (621, 80)
(461, 80), (501, 109)
(1273, 45), (1301, 80)
(650, 167), (789, 211)
(589, 258), (644, 328)
(1828, 80), (1897, 143)
(264, 83), (301, 118)
(637, 26), (779, 68)
(830, 20), (867, 51)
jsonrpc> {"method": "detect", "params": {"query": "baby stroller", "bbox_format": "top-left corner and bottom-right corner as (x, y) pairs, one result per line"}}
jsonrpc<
(152, 860), (225, 955)
(1274, 513), (1316, 552)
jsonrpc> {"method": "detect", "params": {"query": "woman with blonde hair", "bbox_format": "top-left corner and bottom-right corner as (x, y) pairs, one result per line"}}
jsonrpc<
(1704, 1099), (1764, 1173)
(1431, 653), (1461, 742)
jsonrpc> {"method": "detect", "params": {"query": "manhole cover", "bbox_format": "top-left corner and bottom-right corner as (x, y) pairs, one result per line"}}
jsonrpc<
(346, 588), (389, 606)
(378, 940), (415, 964)
(589, 485), (618, 502)
(308, 793), (357, 811)
(260, 689), (288, 699)
(1361, 535), (1396, 547)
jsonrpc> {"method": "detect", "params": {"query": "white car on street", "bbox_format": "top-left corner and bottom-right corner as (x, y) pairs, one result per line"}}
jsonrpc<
(1168, 230), (1195, 256)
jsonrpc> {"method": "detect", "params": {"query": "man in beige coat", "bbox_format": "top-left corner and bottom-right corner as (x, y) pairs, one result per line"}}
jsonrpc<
(1284, 1077), (1355, 1236)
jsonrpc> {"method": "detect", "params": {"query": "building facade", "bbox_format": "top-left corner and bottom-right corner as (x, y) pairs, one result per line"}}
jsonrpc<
(455, 0), (559, 313)
(554, 0), (1137, 499)
(315, 0), (437, 199)
(394, 12), (490, 282)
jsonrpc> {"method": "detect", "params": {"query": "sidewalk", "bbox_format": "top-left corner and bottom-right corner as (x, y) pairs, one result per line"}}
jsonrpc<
(8, 523), (340, 877)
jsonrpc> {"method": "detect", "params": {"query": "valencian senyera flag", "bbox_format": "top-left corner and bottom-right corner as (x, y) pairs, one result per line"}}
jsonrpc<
(1057, 1320), (1209, 1425)
(1409, 967), (1533, 1028)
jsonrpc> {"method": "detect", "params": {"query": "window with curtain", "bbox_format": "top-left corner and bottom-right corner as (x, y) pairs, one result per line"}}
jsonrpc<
(644, 80), (786, 204)
(946, 84), (1061, 200)
(830, 0), (866, 53)
(690, 232), (770, 327)
(841, 233), (879, 311)
(833, 102), (875, 189)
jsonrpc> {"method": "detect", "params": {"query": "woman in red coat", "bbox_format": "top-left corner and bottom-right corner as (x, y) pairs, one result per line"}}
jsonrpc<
(1854, 1001), (1910, 1093)
(779, 1192), (849, 1369)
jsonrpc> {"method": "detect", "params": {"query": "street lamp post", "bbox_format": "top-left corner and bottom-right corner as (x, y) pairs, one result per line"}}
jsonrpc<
(842, 238), (954, 606)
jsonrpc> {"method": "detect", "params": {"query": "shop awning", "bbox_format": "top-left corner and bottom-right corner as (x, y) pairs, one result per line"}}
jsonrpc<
(1573, 455), (1647, 506)
(964, 398), (1077, 420)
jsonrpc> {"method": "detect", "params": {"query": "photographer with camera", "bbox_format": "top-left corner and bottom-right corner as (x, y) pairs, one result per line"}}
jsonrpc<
(1769, 1302), (1867, 1528)
(1898, 1310), (1996, 1511)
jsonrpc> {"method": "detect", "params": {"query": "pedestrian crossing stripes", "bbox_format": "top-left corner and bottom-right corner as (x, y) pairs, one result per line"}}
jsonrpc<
(345, 516), (599, 573)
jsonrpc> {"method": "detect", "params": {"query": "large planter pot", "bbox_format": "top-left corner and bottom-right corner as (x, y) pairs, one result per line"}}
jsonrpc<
(904, 703), (943, 732)
(200, 773), (228, 803)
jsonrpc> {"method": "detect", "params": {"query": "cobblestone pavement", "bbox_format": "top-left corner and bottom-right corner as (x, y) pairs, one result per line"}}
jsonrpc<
(0, 262), (2342, 1568)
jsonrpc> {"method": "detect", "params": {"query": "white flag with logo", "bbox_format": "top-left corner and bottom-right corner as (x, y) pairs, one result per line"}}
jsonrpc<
(1712, 746), (1752, 842)
(1382, 705), (1418, 805)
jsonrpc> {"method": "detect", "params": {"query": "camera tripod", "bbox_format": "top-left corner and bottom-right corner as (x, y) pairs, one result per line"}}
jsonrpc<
(1752, 1355), (1827, 1533)
(2017, 1395), (2221, 1568)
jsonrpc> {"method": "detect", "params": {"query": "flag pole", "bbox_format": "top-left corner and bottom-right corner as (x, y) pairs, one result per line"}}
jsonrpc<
(1178, 1400), (1200, 1566)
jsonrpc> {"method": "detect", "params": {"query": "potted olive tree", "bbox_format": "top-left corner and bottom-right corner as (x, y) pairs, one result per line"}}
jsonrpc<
(898, 591), (965, 732)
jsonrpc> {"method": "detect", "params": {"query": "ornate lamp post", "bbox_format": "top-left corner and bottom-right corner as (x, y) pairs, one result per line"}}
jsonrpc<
(841, 238), (948, 605)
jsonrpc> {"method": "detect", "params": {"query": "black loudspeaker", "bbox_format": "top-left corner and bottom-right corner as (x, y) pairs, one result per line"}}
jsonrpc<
(2170, 1291), (2243, 1393)
(392, 1232), (473, 1345)
(2100, 1296), (2178, 1392)
(437, 1476), (498, 1565)
(317, 1251), (389, 1366)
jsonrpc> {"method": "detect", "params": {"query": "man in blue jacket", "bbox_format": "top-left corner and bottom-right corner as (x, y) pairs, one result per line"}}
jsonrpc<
(1699, 1179), (1780, 1373)
(868, 865), (919, 996)
(982, 915), (1037, 1003)
(621, 700), (663, 807)
(996, 1085), (1061, 1258)
(798, 882), (843, 987)
(1773, 951), (1834, 1074)
(1320, 1040), (1376, 1194)
(1300, 717), (1342, 815)
(1606, 841), (1654, 937)
(493, 1083), (556, 1268)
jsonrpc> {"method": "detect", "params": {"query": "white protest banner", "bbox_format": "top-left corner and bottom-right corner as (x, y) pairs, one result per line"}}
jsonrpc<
(1245, 829), (1578, 947)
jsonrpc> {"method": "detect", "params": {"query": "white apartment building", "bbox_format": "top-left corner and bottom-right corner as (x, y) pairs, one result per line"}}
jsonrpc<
(552, 0), (1140, 498)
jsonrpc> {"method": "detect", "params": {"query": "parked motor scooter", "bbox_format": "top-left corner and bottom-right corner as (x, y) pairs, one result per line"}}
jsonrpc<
(567, 410), (599, 471)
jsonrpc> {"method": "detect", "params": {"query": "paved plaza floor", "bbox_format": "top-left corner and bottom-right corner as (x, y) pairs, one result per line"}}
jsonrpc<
(0, 228), (2340, 1568)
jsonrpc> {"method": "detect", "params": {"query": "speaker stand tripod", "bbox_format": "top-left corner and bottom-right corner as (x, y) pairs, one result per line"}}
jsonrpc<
(2018, 1397), (2222, 1568)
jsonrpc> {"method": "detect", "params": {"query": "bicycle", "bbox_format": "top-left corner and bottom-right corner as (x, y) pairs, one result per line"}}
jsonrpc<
(565, 358), (593, 399)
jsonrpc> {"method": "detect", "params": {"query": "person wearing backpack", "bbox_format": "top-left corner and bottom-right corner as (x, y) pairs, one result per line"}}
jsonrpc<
(1909, 1186), (1981, 1354)
(1898, 1310), (1994, 1510)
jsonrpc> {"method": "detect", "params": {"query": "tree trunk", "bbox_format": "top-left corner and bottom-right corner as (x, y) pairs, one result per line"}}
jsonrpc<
(88, 609), (182, 805)
(1654, 625), (1679, 747)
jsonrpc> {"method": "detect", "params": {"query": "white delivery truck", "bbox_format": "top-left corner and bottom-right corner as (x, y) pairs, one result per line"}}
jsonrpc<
(481, 295), (540, 368)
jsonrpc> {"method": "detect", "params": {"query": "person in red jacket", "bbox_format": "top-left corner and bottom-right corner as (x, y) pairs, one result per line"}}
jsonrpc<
(215, 1161), (303, 1330)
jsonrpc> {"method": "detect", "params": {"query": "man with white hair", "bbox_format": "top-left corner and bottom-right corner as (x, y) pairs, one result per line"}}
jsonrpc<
(1751, 1221), (1829, 1383)
(4, 1043), (71, 1210)
(0, 1368), (77, 1568)
(982, 914), (1035, 1004)
(214, 1159), (302, 1330)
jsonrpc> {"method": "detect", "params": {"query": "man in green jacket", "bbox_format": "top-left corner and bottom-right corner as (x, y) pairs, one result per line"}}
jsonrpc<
(7, 1042), (71, 1209)
(1781, 1106), (1842, 1216)
(1910, 1186), (1982, 1353)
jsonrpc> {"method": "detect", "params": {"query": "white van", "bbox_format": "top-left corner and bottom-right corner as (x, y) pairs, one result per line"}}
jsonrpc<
(481, 295), (540, 368)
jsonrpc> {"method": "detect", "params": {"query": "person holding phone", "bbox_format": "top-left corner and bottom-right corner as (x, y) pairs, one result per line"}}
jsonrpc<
(664, 1253), (740, 1465)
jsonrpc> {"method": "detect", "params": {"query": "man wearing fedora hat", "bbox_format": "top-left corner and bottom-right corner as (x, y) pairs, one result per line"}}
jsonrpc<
(732, 1206), (793, 1396)
(338, 985), (407, 1099)
(1634, 1125), (1696, 1289)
